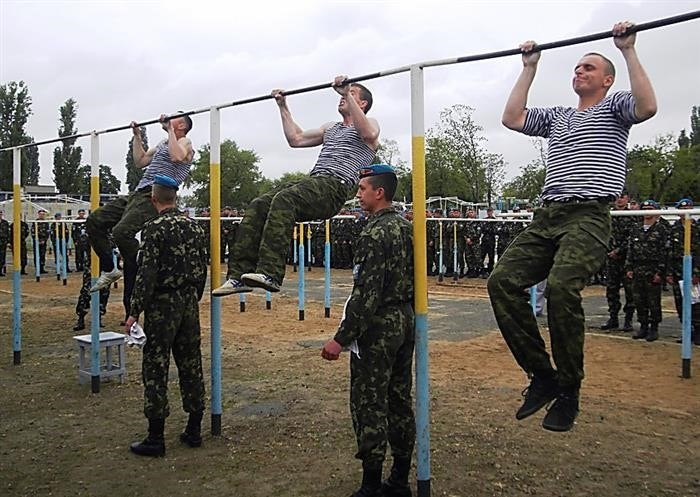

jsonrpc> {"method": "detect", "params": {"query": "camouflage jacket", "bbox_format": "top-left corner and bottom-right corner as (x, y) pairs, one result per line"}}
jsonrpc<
(334, 208), (414, 347)
(0, 219), (9, 243)
(461, 220), (481, 247)
(31, 221), (50, 242)
(666, 218), (700, 279)
(625, 220), (668, 276)
(130, 207), (208, 317)
(608, 210), (635, 257)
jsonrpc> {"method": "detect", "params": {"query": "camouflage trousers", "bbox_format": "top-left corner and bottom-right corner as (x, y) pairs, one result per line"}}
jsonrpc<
(141, 289), (205, 419)
(350, 304), (416, 466)
(0, 242), (6, 270)
(605, 259), (635, 318)
(86, 189), (158, 271)
(465, 244), (480, 275)
(631, 271), (662, 325)
(228, 175), (350, 284)
(487, 200), (610, 388)
(76, 266), (109, 317)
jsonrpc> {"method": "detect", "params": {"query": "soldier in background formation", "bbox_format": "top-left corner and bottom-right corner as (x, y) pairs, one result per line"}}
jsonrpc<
(32, 209), (50, 274)
(463, 208), (482, 278)
(625, 200), (667, 342)
(480, 207), (497, 277)
(600, 191), (636, 331)
(445, 208), (465, 278)
(72, 225), (110, 331)
(0, 211), (9, 276)
(666, 198), (700, 345)
(50, 212), (71, 272)
(72, 209), (88, 271)
(10, 220), (29, 275)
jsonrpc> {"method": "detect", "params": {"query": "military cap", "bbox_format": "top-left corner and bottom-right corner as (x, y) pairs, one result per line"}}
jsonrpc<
(153, 174), (178, 190)
(640, 199), (659, 209)
(676, 198), (693, 208)
(359, 164), (396, 178)
(223, 206), (232, 210)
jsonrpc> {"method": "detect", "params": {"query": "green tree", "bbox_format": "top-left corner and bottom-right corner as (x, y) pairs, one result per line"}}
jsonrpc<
(75, 164), (121, 195)
(0, 81), (38, 189)
(625, 134), (677, 202)
(185, 139), (263, 208)
(374, 138), (411, 201)
(125, 126), (148, 192)
(52, 98), (83, 193)
(502, 139), (547, 200)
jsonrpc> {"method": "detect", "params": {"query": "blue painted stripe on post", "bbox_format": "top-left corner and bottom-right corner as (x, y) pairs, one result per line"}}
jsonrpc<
(61, 238), (68, 280)
(530, 286), (537, 315)
(299, 244), (305, 313)
(34, 236), (40, 279)
(324, 242), (331, 310)
(13, 270), (21, 352)
(90, 282), (100, 378)
(266, 290), (272, 304)
(681, 256), (692, 361)
(211, 297), (222, 416)
(415, 312), (431, 482)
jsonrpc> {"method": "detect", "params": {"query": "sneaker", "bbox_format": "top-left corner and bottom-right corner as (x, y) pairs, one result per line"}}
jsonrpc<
(241, 273), (281, 292)
(90, 268), (122, 293)
(515, 374), (559, 420)
(542, 391), (579, 432)
(211, 278), (253, 296)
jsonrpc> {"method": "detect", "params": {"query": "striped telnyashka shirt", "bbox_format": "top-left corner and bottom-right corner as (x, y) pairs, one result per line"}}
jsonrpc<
(310, 122), (376, 186)
(136, 140), (192, 190)
(522, 91), (640, 201)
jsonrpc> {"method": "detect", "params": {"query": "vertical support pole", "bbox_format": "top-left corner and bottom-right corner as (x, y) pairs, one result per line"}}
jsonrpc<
(681, 213), (692, 379)
(89, 132), (101, 393)
(112, 251), (118, 288)
(411, 64), (431, 497)
(324, 219), (331, 318)
(55, 222), (61, 281)
(293, 225), (298, 272)
(209, 107), (223, 435)
(33, 222), (40, 281)
(239, 292), (246, 313)
(306, 223), (312, 271)
(452, 221), (458, 282)
(12, 148), (22, 365)
(265, 290), (272, 310)
(298, 223), (305, 321)
(530, 286), (537, 315)
(437, 221), (443, 282)
(61, 224), (68, 285)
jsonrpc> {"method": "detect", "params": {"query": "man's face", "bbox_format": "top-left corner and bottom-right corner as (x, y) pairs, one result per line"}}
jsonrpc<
(356, 177), (380, 213)
(163, 116), (185, 132)
(405, 211), (414, 221)
(630, 200), (639, 210)
(572, 54), (614, 96)
(37, 211), (45, 220)
(338, 86), (367, 114)
(615, 195), (629, 209)
(467, 209), (475, 218)
(231, 209), (238, 217)
(223, 208), (231, 217)
(449, 210), (460, 218)
(487, 209), (494, 217)
(77, 210), (86, 219)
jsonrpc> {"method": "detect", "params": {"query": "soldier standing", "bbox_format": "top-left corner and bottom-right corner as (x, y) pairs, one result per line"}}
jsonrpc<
(50, 212), (71, 272)
(625, 200), (668, 341)
(0, 211), (9, 276)
(32, 209), (50, 274)
(125, 175), (208, 457)
(426, 211), (438, 276)
(72, 209), (87, 271)
(480, 207), (497, 277)
(666, 198), (700, 345)
(321, 165), (415, 497)
(463, 208), (481, 278)
(220, 206), (234, 263)
(10, 220), (29, 274)
(600, 192), (636, 331)
(72, 230), (110, 331)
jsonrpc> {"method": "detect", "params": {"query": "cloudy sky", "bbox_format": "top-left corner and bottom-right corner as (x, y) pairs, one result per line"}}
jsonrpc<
(1, 0), (699, 194)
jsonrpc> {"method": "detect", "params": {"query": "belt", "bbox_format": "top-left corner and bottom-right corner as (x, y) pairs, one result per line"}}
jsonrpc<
(542, 197), (611, 207)
(311, 174), (354, 188)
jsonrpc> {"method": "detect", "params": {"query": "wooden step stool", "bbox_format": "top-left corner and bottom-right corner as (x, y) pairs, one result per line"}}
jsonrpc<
(73, 332), (127, 384)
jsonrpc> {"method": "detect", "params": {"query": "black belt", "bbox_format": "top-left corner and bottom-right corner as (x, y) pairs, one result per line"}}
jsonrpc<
(311, 174), (354, 188)
(542, 197), (611, 207)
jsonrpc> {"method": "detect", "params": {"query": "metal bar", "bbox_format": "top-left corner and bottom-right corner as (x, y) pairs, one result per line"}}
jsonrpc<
(12, 149), (22, 365)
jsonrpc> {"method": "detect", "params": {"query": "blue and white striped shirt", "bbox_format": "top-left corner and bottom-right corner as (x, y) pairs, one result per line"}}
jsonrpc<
(310, 123), (376, 186)
(136, 140), (192, 190)
(522, 91), (640, 201)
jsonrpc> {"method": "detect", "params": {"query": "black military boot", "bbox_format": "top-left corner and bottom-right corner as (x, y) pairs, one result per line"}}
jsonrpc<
(130, 418), (165, 457)
(646, 323), (659, 342)
(633, 323), (648, 340)
(621, 313), (634, 332)
(72, 314), (86, 331)
(180, 411), (203, 448)
(351, 462), (382, 497)
(542, 387), (580, 432)
(599, 316), (619, 331)
(381, 457), (412, 497)
(516, 369), (558, 420)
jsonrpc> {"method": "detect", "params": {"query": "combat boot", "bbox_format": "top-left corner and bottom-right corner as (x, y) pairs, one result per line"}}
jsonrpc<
(621, 313), (634, 332)
(633, 323), (648, 340)
(351, 462), (382, 497)
(72, 314), (86, 331)
(646, 323), (659, 342)
(381, 457), (412, 497)
(599, 316), (619, 331)
(516, 369), (558, 420)
(130, 418), (165, 457)
(180, 410), (203, 448)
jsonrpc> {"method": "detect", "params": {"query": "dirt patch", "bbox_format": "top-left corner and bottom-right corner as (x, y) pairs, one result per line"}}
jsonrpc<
(1, 269), (699, 497)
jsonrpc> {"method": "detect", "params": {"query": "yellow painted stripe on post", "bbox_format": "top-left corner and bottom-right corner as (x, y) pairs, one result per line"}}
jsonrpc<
(684, 215), (691, 256)
(325, 219), (330, 243)
(12, 184), (21, 270)
(210, 163), (221, 288)
(90, 175), (100, 278)
(412, 135), (428, 314)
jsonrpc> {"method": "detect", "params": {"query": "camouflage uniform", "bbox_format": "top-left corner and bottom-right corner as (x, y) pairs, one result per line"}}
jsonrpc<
(0, 217), (9, 274)
(495, 221), (512, 260)
(625, 219), (667, 328)
(50, 220), (71, 267)
(488, 200), (610, 388)
(10, 222), (29, 273)
(604, 211), (636, 322)
(666, 217), (700, 332)
(75, 229), (110, 319)
(480, 218), (497, 276)
(445, 220), (464, 277)
(31, 219), (50, 272)
(130, 207), (208, 420)
(426, 219), (438, 276)
(71, 220), (87, 271)
(333, 208), (415, 467)
(227, 176), (352, 284)
(310, 222), (325, 267)
(463, 220), (481, 278)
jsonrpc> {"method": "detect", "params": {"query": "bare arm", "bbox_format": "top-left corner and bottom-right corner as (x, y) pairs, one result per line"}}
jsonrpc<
(613, 21), (657, 122)
(502, 41), (540, 132)
(131, 122), (155, 168)
(333, 75), (380, 150)
(161, 115), (193, 162)
(271, 90), (329, 148)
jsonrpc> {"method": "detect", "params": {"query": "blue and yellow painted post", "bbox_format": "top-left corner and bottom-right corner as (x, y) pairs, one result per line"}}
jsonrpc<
(89, 132), (101, 393)
(681, 214), (693, 379)
(33, 222), (40, 282)
(452, 221), (458, 282)
(437, 221), (443, 283)
(292, 225), (298, 272)
(411, 64), (431, 497)
(298, 222), (306, 321)
(324, 219), (331, 318)
(12, 148), (22, 365)
(210, 108), (223, 435)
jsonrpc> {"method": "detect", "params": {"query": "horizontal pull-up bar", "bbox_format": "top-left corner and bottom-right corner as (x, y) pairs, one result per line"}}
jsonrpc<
(2, 9), (698, 153)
